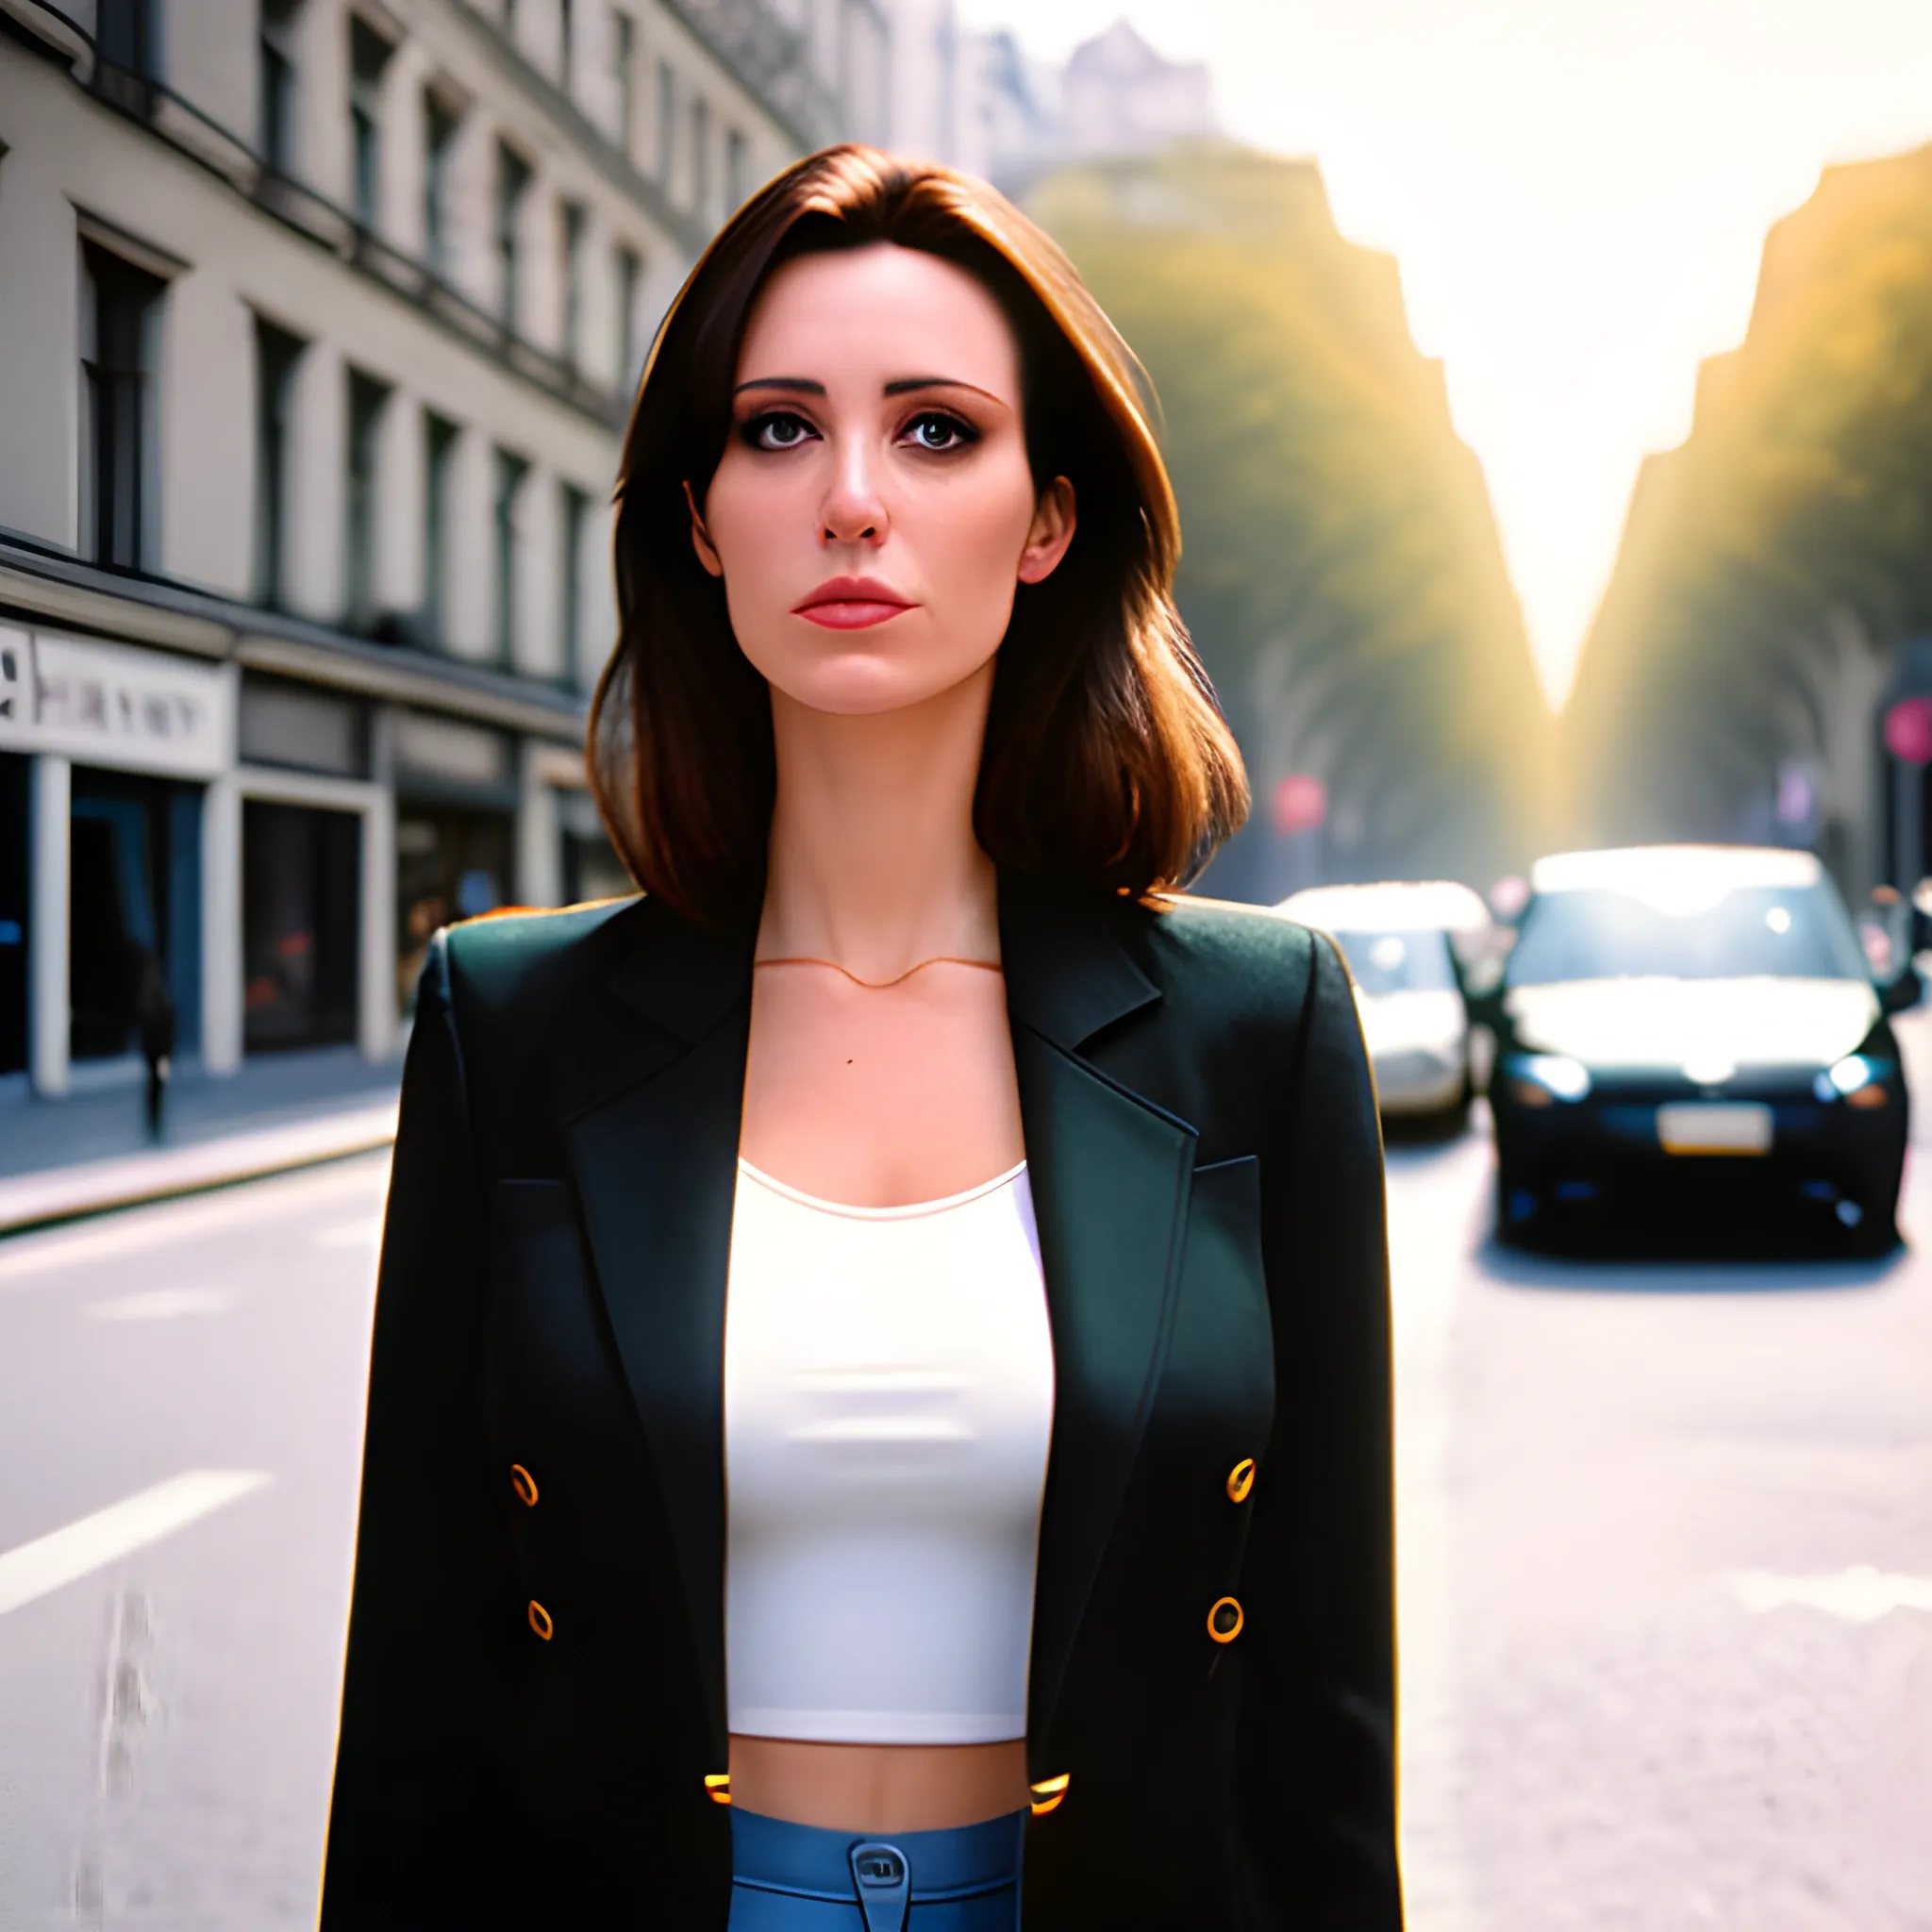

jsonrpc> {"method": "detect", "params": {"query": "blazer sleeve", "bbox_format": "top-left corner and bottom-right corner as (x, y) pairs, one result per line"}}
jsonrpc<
(1238, 930), (1404, 1928)
(322, 935), (523, 1928)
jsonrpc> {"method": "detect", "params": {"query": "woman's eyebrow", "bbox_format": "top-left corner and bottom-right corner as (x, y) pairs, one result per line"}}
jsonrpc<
(731, 375), (1008, 403)
(882, 376), (1004, 403)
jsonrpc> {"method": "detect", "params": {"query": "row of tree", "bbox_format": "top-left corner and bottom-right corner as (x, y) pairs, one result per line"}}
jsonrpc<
(1566, 143), (1932, 884)
(1024, 143), (1551, 902)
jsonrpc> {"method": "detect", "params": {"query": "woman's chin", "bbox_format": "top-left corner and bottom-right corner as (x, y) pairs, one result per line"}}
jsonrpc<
(763, 657), (995, 723)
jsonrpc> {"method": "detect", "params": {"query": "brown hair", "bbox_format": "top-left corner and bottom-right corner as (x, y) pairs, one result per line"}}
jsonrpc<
(591, 144), (1247, 925)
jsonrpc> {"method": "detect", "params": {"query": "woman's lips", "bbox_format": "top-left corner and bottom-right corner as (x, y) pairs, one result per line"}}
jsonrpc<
(796, 600), (911, 629)
(792, 578), (914, 630)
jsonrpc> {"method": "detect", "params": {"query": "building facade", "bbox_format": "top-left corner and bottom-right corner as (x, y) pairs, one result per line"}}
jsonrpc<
(0, 0), (889, 1098)
(949, 17), (1220, 193)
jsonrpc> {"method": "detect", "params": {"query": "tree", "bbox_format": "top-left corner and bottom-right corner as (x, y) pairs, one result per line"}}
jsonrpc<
(1567, 143), (1932, 883)
(1025, 142), (1551, 900)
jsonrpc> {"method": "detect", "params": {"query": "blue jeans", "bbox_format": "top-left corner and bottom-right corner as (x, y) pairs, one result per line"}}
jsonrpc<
(726, 1807), (1026, 1932)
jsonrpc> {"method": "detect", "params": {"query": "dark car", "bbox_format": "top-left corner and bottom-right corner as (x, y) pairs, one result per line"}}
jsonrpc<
(1474, 845), (1919, 1255)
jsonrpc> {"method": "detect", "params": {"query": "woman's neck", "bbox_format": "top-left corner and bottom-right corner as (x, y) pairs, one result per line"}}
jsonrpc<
(759, 664), (1000, 980)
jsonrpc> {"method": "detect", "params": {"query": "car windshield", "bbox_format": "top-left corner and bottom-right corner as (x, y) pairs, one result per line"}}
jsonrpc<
(1334, 928), (1457, 995)
(1507, 882), (1870, 987)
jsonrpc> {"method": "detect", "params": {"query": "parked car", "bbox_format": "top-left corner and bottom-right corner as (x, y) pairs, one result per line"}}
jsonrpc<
(1280, 880), (1491, 1124)
(1473, 844), (1919, 1253)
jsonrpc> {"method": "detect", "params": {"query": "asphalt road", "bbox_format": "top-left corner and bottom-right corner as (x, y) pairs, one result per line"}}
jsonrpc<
(1, 1082), (1928, 1928)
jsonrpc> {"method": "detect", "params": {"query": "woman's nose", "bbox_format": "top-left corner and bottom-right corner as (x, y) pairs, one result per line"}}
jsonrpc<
(819, 441), (888, 546)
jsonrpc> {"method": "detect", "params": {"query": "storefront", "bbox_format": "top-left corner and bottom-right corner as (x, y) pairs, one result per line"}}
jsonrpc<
(558, 785), (631, 906)
(392, 710), (516, 1013)
(519, 738), (630, 912)
(68, 764), (201, 1065)
(242, 798), (360, 1051)
(236, 673), (382, 1057)
(0, 616), (588, 1099)
(0, 625), (231, 1097)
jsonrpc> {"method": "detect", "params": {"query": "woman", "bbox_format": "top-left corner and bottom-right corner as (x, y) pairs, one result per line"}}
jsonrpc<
(322, 146), (1400, 1931)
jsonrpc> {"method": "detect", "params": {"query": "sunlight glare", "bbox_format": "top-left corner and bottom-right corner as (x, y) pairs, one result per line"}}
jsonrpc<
(960, 0), (1932, 703)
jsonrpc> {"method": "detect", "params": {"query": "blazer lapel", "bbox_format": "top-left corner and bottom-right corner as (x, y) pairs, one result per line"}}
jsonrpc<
(1001, 878), (1198, 1766)
(549, 883), (1194, 1770)
(557, 899), (755, 1763)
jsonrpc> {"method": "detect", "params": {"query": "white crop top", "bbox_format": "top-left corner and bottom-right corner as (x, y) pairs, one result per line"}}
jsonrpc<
(723, 1158), (1056, 1746)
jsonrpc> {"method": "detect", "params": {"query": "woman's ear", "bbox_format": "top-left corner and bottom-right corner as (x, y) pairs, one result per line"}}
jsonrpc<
(1017, 476), (1076, 585)
(685, 479), (724, 578)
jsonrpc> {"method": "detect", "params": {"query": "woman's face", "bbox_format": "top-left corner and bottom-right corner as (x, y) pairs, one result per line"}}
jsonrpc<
(691, 242), (1075, 718)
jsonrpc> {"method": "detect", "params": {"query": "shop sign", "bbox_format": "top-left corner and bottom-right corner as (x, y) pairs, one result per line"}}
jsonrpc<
(0, 626), (232, 779)
(394, 710), (510, 787)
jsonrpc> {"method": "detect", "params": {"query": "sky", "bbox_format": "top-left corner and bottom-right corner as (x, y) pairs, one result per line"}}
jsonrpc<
(958, 0), (1932, 706)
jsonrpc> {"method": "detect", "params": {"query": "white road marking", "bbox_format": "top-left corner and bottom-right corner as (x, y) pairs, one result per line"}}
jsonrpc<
(85, 1287), (237, 1322)
(1733, 1565), (1932, 1623)
(0, 1471), (273, 1617)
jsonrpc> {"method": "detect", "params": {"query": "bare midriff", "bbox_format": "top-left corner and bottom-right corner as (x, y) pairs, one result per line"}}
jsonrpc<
(727, 1736), (1032, 1832)
(734, 930), (1035, 1836)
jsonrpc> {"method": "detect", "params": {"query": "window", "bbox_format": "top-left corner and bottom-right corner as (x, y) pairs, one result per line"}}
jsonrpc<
(612, 12), (636, 156)
(614, 243), (642, 391)
(559, 482), (589, 687)
(253, 317), (306, 608)
(349, 19), (395, 230)
(492, 447), (528, 665)
(96, 0), (160, 81)
(655, 60), (675, 183)
(558, 199), (585, 368)
(260, 0), (298, 171)
(558, 0), (575, 93)
(495, 142), (531, 330)
(424, 90), (459, 274)
(344, 368), (391, 630)
(423, 411), (459, 645)
(78, 241), (165, 572)
(726, 126), (748, 209)
(690, 94), (709, 217)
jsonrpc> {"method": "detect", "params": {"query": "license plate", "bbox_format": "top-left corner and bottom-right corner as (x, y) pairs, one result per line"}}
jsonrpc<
(1656, 1102), (1774, 1156)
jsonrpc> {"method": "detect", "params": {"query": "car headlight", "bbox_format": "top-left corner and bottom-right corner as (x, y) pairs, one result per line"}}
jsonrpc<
(1814, 1055), (1893, 1108)
(1510, 1053), (1592, 1104)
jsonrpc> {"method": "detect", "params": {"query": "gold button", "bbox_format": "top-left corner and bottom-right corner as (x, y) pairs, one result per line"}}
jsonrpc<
(1225, 1458), (1256, 1504)
(527, 1599), (554, 1641)
(509, 1463), (540, 1507)
(1207, 1595), (1243, 1643)
(704, 1774), (732, 1807)
(1029, 1774), (1070, 1817)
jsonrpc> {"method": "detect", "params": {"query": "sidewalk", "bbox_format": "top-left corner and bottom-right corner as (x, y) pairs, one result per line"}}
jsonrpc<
(0, 1046), (402, 1237)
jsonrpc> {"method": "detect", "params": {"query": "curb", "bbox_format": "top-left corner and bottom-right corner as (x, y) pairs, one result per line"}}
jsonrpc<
(0, 1101), (400, 1239)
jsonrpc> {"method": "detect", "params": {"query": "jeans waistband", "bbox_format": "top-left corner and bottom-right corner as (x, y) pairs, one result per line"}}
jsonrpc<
(728, 1807), (1026, 1905)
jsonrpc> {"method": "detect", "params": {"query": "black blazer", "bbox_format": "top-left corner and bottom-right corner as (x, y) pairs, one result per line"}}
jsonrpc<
(322, 874), (1402, 1931)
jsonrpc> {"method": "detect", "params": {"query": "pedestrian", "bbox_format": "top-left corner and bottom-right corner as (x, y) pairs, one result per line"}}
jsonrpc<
(133, 945), (175, 1141)
(323, 147), (1400, 1932)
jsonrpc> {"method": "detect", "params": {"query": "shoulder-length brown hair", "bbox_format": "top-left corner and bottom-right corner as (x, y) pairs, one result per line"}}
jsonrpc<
(591, 143), (1247, 925)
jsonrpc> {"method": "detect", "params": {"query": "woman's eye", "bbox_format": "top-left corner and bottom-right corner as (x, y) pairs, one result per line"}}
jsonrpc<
(743, 410), (816, 451)
(902, 411), (975, 452)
